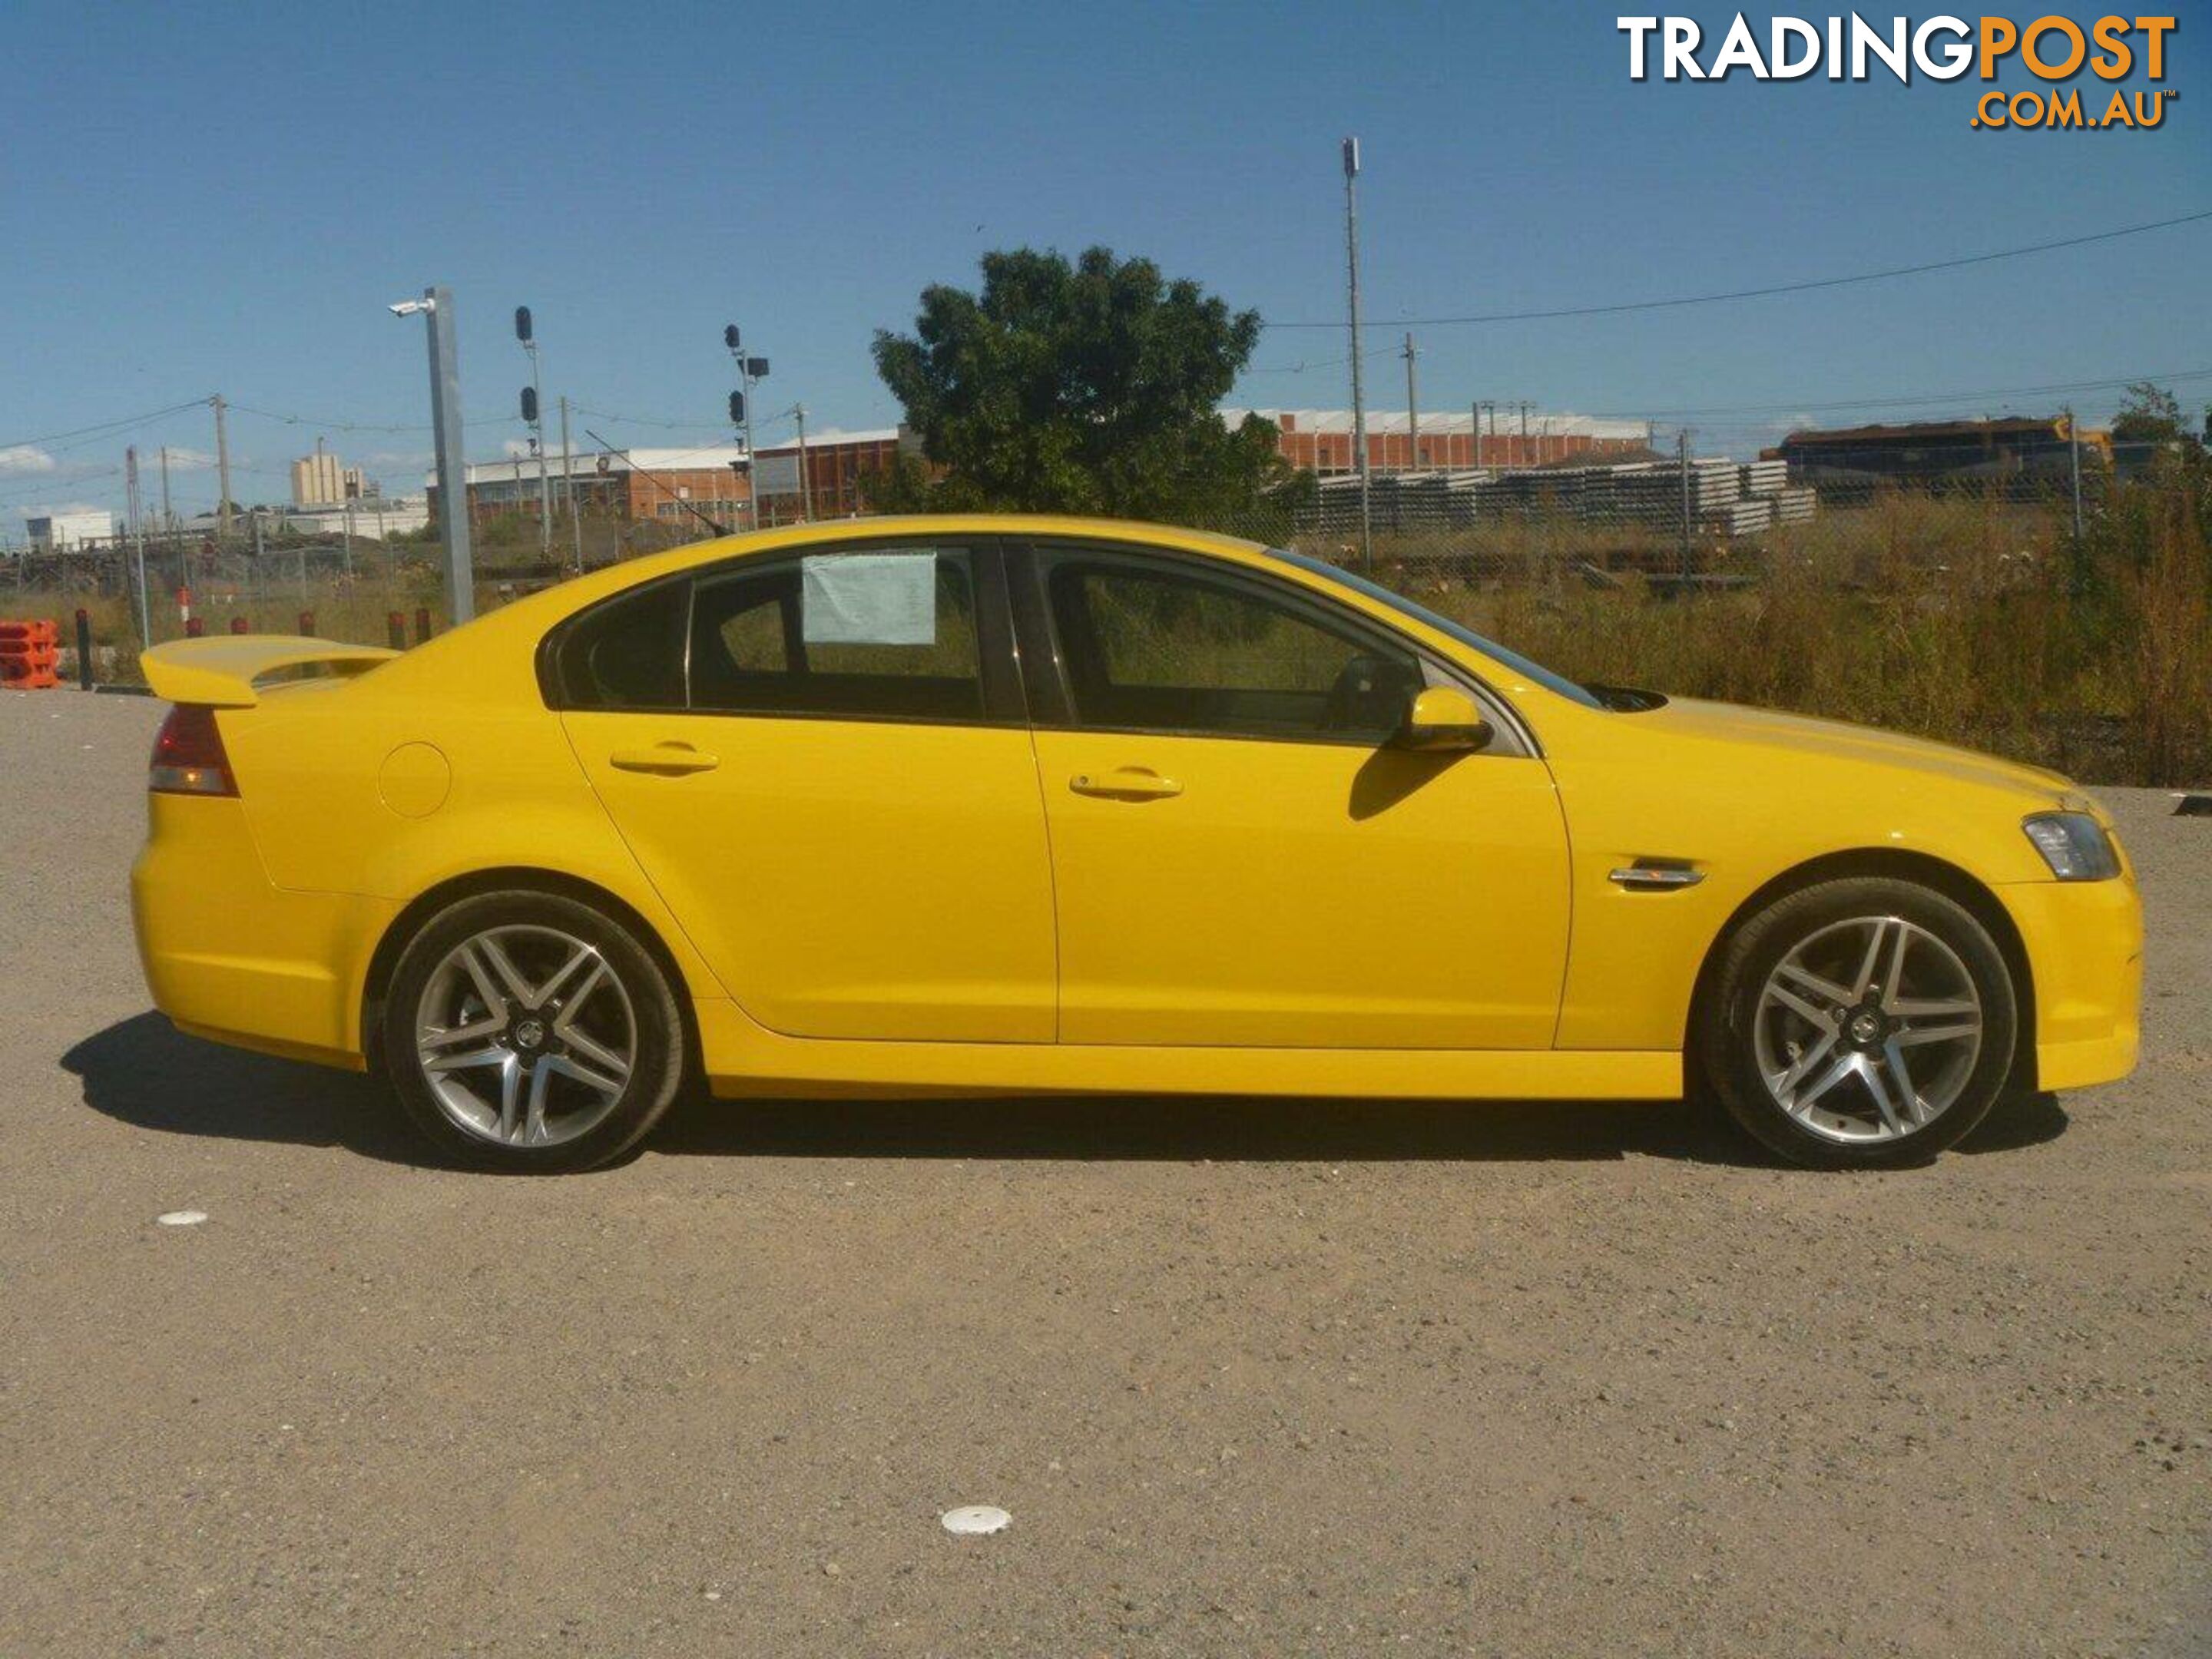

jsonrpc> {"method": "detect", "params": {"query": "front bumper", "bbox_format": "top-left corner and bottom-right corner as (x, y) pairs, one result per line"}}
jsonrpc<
(131, 794), (393, 1069)
(1997, 873), (2144, 1092)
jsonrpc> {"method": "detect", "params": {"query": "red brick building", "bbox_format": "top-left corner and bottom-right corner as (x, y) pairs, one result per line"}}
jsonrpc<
(441, 430), (911, 528)
(1231, 409), (1652, 473)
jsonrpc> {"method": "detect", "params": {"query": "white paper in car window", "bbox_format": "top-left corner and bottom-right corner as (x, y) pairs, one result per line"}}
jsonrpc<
(801, 552), (937, 645)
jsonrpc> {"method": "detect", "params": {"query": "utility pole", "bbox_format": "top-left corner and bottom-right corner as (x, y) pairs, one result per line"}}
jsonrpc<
(1518, 401), (1531, 467)
(793, 405), (813, 522)
(212, 394), (233, 541)
(515, 307), (550, 561)
(1677, 427), (1694, 583)
(2066, 404), (2084, 538)
(560, 394), (581, 573)
(158, 446), (174, 534)
(1402, 333), (1419, 470)
(1342, 137), (1372, 571)
(390, 286), (475, 624)
(126, 446), (151, 647)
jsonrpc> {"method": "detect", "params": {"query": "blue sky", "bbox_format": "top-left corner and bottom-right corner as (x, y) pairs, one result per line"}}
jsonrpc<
(3, 1), (2205, 522)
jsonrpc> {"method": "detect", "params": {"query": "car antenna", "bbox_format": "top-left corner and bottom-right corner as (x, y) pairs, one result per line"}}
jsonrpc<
(581, 429), (733, 538)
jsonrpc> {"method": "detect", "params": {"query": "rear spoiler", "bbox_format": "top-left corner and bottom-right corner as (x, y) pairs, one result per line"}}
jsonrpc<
(140, 635), (398, 708)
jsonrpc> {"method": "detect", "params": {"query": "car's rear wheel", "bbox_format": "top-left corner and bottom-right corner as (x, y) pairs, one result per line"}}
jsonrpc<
(1697, 876), (2018, 1169)
(382, 891), (687, 1172)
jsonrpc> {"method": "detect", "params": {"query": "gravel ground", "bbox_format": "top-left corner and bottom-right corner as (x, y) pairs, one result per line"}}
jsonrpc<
(2, 689), (2206, 1657)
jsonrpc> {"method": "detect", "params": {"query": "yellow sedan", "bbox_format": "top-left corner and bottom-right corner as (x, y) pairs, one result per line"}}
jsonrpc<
(132, 515), (2141, 1172)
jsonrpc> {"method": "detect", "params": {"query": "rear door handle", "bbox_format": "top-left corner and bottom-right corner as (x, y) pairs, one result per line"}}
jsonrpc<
(1070, 767), (1182, 800)
(609, 743), (720, 776)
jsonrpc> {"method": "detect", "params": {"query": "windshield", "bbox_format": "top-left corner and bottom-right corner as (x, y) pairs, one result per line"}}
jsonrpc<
(1266, 546), (1605, 710)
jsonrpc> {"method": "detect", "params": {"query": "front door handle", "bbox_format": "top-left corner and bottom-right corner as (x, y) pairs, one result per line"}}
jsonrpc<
(609, 743), (720, 776)
(1070, 767), (1183, 800)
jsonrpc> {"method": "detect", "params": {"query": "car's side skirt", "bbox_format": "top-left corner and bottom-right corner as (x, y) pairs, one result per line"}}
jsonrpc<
(694, 999), (1681, 1102)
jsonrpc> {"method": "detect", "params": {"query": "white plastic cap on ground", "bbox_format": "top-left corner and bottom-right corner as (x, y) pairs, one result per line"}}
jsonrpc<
(940, 1505), (1011, 1536)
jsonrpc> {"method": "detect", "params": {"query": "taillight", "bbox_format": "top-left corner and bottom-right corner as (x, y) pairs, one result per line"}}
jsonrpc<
(150, 704), (238, 796)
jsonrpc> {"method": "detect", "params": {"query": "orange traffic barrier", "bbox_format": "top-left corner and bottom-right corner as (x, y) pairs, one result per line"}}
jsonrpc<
(0, 619), (61, 690)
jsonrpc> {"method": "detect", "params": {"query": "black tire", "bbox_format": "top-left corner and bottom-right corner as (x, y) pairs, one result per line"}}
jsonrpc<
(380, 889), (688, 1173)
(1695, 876), (2019, 1170)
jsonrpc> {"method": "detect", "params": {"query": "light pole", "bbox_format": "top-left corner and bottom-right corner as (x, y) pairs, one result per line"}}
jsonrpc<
(1342, 137), (1372, 571)
(389, 287), (475, 625)
(724, 326), (770, 530)
(516, 306), (550, 561)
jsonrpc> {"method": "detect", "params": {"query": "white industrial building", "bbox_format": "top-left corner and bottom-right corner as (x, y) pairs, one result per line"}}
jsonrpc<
(25, 510), (116, 551)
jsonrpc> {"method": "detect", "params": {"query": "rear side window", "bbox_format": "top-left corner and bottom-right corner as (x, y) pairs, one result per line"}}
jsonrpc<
(549, 580), (687, 710)
(688, 548), (983, 722)
(547, 547), (991, 721)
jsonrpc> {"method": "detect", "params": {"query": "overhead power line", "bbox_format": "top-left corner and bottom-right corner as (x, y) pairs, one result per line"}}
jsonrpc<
(1586, 366), (2212, 422)
(572, 403), (800, 436)
(571, 403), (729, 432)
(1261, 207), (2212, 329)
(228, 401), (516, 434)
(0, 397), (215, 454)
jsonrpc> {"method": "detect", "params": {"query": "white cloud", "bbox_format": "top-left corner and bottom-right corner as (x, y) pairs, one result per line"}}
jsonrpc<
(0, 445), (58, 476)
(501, 439), (539, 459)
(157, 446), (218, 470)
(19, 500), (108, 519)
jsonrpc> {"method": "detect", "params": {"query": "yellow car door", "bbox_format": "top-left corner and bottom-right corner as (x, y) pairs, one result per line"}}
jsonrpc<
(1015, 542), (1570, 1049)
(555, 541), (1056, 1043)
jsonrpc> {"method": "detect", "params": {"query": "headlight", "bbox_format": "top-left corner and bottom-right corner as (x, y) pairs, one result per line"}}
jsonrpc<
(2022, 812), (2120, 881)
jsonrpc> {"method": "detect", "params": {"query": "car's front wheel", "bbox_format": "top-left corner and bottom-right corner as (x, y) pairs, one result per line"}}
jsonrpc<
(382, 890), (688, 1172)
(1697, 876), (2019, 1169)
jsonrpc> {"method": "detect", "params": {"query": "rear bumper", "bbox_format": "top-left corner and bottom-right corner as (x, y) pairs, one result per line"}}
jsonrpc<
(131, 795), (392, 1068)
(1998, 875), (2144, 1092)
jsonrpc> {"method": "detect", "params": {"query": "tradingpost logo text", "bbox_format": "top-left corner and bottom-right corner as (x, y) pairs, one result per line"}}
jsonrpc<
(1618, 15), (2178, 129)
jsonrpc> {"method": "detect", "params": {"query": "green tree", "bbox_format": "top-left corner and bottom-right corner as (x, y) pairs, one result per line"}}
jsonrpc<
(2111, 382), (2189, 446)
(869, 247), (1292, 523)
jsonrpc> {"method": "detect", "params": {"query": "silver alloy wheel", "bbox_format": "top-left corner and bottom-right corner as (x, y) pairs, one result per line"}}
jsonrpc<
(412, 924), (636, 1148)
(1751, 915), (1983, 1144)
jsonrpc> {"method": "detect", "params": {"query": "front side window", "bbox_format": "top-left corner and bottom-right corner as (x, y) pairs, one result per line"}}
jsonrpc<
(1041, 552), (1421, 742)
(1264, 545), (1602, 710)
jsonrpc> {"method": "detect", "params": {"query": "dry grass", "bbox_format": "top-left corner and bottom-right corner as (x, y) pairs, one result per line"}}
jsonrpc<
(1370, 478), (2209, 787)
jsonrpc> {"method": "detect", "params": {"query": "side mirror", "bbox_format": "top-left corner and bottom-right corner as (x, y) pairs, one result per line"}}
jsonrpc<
(1393, 685), (1494, 753)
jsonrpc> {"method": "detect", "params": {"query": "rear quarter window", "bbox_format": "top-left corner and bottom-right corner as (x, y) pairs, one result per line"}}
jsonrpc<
(547, 581), (688, 710)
